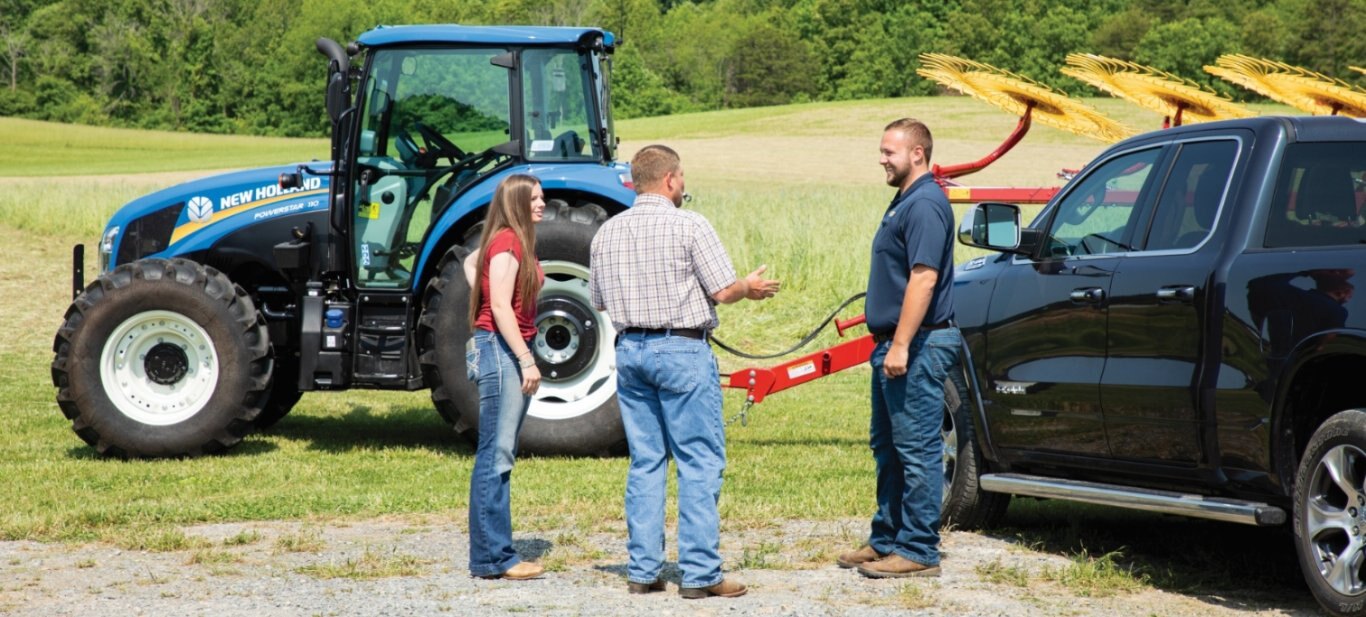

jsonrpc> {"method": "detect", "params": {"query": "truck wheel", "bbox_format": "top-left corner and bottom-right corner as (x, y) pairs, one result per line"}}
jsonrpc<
(1294, 409), (1366, 617)
(420, 201), (625, 456)
(941, 374), (1010, 530)
(51, 258), (272, 458)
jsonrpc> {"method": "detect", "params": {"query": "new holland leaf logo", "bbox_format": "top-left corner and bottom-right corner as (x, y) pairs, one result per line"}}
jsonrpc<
(187, 196), (214, 223)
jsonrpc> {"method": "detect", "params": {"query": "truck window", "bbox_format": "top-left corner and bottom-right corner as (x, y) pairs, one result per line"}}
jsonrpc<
(1264, 142), (1366, 248)
(1143, 140), (1237, 251)
(1042, 147), (1161, 258)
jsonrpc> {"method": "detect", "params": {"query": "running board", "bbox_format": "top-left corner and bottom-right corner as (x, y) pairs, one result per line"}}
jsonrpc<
(979, 473), (1287, 526)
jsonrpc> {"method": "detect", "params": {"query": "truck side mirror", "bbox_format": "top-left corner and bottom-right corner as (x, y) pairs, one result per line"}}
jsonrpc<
(959, 202), (1033, 255)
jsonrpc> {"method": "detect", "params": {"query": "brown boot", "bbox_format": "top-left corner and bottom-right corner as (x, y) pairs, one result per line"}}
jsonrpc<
(627, 579), (667, 594)
(856, 554), (940, 578)
(499, 561), (545, 580)
(679, 578), (747, 599)
(836, 545), (885, 569)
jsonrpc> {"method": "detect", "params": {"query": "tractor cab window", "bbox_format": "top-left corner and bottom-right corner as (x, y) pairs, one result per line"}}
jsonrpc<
(522, 48), (601, 162)
(1041, 147), (1161, 258)
(353, 48), (512, 289)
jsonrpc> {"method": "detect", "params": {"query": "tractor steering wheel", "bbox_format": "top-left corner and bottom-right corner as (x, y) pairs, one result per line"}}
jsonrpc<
(413, 122), (466, 164)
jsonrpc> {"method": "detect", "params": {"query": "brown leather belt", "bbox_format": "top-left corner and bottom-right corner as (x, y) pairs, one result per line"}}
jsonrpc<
(619, 327), (706, 340)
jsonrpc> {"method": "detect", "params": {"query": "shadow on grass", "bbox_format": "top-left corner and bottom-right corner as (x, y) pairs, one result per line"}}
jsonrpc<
(264, 404), (475, 455)
(513, 537), (554, 561)
(64, 439), (280, 460)
(732, 436), (867, 448)
(988, 499), (1320, 614)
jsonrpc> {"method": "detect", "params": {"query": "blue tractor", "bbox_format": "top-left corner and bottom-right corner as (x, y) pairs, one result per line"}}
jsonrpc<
(51, 25), (636, 457)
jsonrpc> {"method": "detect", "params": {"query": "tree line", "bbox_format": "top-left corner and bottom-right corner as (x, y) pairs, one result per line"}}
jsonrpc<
(0, 0), (1361, 137)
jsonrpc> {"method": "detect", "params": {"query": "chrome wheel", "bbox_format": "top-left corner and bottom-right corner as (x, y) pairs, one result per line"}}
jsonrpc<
(1306, 444), (1366, 597)
(941, 396), (959, 505)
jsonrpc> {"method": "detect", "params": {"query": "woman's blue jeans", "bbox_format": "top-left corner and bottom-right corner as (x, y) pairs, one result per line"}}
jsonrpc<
(867, 328), (961, 567)
(467, 329), (532, 577)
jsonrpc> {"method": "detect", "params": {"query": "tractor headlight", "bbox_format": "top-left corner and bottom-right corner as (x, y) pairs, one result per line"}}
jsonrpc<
(98, 226), (119, 272)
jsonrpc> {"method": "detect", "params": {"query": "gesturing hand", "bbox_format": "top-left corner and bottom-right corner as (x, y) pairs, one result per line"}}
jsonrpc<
(745, 264), (781, 300)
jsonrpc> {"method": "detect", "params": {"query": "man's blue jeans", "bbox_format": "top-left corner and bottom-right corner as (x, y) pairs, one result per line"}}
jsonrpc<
(468, 329), (532, 577)
(615, 332), (726, 589)
(867, 328), (961, 567)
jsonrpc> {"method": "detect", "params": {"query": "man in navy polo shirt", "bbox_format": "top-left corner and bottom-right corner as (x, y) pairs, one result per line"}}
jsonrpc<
(837, 118), (960, 578)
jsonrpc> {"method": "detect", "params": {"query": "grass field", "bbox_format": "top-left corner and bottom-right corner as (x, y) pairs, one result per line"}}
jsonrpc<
(0, 98), (1313, 601)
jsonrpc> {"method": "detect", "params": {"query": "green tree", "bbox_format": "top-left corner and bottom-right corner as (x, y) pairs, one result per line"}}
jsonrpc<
(1134, 16), (1241, 96)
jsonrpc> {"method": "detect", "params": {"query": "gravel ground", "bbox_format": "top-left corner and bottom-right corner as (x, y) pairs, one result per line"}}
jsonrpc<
(0, 517), (1324, 616)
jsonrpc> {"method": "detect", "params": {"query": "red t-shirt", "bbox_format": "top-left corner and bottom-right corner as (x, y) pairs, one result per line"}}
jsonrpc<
(474, 228), (543, 340)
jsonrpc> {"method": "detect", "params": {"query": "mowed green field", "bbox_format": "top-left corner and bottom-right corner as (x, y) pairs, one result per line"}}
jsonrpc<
(0, 97), (1299, 550)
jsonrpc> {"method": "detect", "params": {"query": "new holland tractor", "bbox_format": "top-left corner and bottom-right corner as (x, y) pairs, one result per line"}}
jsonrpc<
(51, 25), (636, 458)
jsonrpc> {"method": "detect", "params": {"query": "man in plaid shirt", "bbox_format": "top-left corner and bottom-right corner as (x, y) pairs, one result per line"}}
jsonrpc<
(590, 144), (779, 599)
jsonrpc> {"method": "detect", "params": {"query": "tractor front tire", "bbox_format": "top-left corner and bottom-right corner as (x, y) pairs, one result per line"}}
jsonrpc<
(51, 258), (272, 458)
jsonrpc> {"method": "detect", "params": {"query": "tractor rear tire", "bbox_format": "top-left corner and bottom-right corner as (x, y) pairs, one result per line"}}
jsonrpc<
(419, 200), (625, 456)
(51, 258), (272, 458)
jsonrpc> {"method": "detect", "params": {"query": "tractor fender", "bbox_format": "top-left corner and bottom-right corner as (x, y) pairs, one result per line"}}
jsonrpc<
(412, 162), (634, 292)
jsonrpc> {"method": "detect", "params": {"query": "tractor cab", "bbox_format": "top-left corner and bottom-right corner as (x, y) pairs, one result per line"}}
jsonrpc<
(330, 26), (617, 290)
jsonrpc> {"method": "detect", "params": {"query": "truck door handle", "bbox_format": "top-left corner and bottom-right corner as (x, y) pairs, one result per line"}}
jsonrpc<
(1156, 285), (1196, 303)
(1069, 287), (1105, 304)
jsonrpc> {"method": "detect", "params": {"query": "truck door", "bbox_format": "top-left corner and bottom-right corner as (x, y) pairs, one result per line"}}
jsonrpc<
(1102, 138), (1241, 464)
(984, 146), (1162, 457)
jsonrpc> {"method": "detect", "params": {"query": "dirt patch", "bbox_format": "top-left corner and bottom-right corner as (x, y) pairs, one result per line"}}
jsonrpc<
(0, 517), (1319, 616)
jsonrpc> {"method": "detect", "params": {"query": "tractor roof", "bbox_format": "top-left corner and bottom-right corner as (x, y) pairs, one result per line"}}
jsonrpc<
(357, 25), (615, 49)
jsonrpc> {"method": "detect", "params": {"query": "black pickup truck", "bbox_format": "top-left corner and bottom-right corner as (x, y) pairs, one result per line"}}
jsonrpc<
(943, 116), (1366, 615)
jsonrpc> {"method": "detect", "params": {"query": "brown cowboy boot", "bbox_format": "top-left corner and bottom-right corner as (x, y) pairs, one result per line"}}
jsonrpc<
(679, 578), (747, 599)
(627, 579), (667, 594)
(856, 554), (940, 578)
(836, 545), (885, 569)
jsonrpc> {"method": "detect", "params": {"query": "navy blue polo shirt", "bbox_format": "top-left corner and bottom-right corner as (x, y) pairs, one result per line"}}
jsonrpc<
(865, 172), (955, 335)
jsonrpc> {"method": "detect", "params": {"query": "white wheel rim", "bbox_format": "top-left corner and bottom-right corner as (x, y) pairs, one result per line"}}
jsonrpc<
(528, 260), (617, 421)
(99, 310), (219, 426)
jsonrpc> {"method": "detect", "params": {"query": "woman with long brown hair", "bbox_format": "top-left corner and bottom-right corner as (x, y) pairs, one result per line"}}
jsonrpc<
(463, 173), (545, 580)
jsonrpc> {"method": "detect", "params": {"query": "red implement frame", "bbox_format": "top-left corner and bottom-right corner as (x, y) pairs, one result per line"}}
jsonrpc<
(930, 105), (1062, 205)
(723, 314), (874, 406)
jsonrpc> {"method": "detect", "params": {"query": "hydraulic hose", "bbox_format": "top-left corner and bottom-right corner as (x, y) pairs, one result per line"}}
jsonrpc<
(711, 292), (866, 360)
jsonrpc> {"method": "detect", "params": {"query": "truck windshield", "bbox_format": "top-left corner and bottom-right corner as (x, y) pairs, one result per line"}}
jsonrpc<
(522, 48), (605, 162)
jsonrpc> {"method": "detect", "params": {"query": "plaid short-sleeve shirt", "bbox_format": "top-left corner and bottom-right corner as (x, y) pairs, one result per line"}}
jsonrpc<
(589, 193), (737, 331)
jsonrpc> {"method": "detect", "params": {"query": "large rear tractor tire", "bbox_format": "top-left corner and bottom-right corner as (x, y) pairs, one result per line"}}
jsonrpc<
(419, 200), (625, 456)
(1294, 409), (1366, 617)
(941, 373), (1010, 530)
(51, 258), (272, 458)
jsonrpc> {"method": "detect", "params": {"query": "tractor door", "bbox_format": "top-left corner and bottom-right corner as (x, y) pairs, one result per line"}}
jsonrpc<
(345, 47), (515, 386)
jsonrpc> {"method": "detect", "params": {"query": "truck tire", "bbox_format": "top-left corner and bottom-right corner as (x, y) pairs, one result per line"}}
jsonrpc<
(941, 373), (1010, 530)
(1294, 409), (1366, 617)
(51, 258), (272, 458)
(420, 200), (625, 456)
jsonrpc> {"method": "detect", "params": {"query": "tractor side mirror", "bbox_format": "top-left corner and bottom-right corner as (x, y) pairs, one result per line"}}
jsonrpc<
(316, 38), (352, 123)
